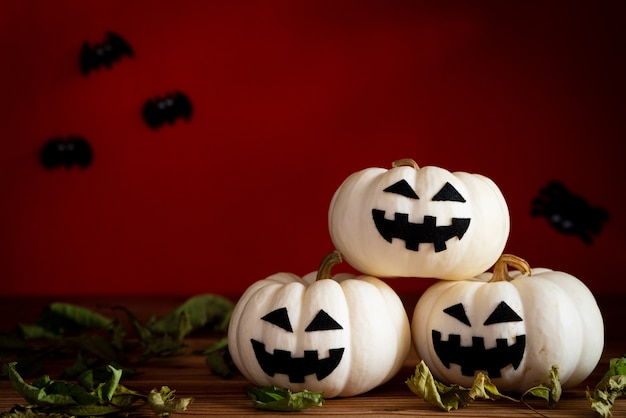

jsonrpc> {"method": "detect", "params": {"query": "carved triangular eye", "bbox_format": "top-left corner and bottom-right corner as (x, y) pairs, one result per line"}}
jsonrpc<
(305, 310), (343, 332)
(383, 179), (419, 199)
(483, 302), (523, 325)
(443, 303), (471, 326)
(261, 307), (293, 332)
(432, 182), (466, 202)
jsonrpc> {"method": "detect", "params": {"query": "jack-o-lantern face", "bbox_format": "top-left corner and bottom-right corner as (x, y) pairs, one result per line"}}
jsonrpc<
(411, 254), (605, 393)
(252, 307), (345, 383)
(328, 159), (510, 280)
(372, 180), (471, 252)
(432, 302), (525, 378)
(228, 252), (412, 398)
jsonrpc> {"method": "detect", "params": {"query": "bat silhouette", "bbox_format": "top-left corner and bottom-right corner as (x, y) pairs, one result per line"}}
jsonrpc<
(142, 91), (193, 129)
(41, 137), (93, 169)
(531, 181), (609, 244)
(80, 32), (134, 75)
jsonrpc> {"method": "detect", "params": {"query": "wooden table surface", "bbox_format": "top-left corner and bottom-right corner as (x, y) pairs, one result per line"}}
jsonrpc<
(0, 293), (623, 417)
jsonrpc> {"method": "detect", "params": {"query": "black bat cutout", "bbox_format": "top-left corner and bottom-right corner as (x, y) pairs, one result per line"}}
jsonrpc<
(142, 91), (193, 129)
(531, 181), (609, 245)
(80, 32), (134, 75)
(41, 137), (93, 169)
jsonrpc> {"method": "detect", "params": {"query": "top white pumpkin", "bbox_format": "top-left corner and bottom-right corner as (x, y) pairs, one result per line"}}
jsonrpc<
(328, 159), (510, 280)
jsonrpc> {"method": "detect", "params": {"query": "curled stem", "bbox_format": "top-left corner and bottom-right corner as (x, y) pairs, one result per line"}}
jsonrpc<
(316, 251), (342, 281)
(489, 254), (532, 283)
(392, 158), (420, 170)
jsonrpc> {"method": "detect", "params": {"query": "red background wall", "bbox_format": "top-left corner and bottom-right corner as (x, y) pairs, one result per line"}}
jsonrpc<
(1, 1), (624, 296)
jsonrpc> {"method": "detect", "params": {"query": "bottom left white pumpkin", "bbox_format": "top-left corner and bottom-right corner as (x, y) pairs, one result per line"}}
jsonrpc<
(228, 251), (411, 398)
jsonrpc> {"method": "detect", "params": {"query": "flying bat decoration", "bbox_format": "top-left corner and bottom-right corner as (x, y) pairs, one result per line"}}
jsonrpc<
(531, 181), (609, 244)
(80, 31), (134, 75)
(142, 91), (193, 129)
(41, 136), (93, 169)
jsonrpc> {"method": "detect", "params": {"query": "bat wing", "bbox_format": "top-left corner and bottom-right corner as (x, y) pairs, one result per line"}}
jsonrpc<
(41, 139), (62, 169)
(174, 92), (193, 120)
(107, 32), (134, 59)
(71, 137), (93, 168)
(142, 99), (162, 129)
(80, 43), (98, 75)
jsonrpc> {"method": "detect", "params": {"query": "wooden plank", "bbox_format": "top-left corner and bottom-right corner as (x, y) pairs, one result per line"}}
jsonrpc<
(0, 295), (623, 417)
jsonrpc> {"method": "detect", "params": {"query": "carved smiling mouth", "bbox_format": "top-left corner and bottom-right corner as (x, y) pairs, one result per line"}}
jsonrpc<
(372, 210), (470, 252)
(251, 339), (344, 383)
(432, 330), (526, 378)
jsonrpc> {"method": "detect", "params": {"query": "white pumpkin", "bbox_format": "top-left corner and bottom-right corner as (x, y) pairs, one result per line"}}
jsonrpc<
(411, 254), (604, 392)
(228, 251), (411, 398)
(328, 158), (510, 280)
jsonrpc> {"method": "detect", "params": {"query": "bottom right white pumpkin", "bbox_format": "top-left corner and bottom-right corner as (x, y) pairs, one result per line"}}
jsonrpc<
(411, 254), (604, 393)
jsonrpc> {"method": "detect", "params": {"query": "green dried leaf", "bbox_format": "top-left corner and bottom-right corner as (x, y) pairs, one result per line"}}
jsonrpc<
(31, 375), (51, 389)
(469, 372), (518, 402)
(606, 355), (626, 377)
(587, 355), (626, 417)
(18, 324), (60, 340)
(8, 361), (61, 406)
(203, 337), (238, 378)
(0, 404), (73, 418)
(62, 352), (97, 380)
(70, 360), (137, 391)
(97, 365), (122, 402)
(67, 334), (120, 362)
(147, 294), (234, 338)
(7, 362), (96, 407)
(110, 383), (145, 407)
(47, 380), (99, 406)
(405, 361), (453, 410)
(136, 334), (186, 363)
(65, 404), (125, 416)
(147, 386), (193, 416)
(115, 306), (153, 343)
(246, 386), (324, 412)
(523, 365), (561, 409)
(37, 303), (115, 335)
(406, 361), (518, 411)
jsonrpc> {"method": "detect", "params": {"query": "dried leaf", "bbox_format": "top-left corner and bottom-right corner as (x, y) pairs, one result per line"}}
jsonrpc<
(147, 386), (193, 416)
(406, 361), (517, 411)
(405, 360), (455, 410)
(147, 294), (234, 338)
(0, 405), (73, 418)
(246, 386), (324, 412)
(97, 365), (122, 402)
(203, 337), (238, 378)
(469, 372), (518, 402)
(36, 303), (115, 335)
(6, 361), (195, 417)
(523, 365), (561, 409)
(7, 362), (97, 407)
(606, 356), (626, 377)
(587, 355), (626, 417)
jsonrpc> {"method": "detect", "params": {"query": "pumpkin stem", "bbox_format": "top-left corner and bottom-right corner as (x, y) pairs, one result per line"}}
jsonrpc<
(316, 250), (343, 281)
(489, 254), (532, 282)
(392, 158), (420, 170)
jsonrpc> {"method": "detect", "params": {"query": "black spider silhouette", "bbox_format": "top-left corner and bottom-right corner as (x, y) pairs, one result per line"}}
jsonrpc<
(531, 181), (608, 245)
